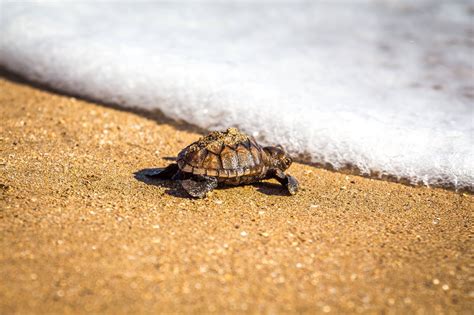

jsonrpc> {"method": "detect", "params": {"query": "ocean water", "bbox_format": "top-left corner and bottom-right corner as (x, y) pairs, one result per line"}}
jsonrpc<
(1, 1), (473, 190)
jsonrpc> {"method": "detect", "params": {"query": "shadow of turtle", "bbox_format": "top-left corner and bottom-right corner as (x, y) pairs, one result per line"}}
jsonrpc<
(134, 168), (190, 198)
(135, 168), (290, 198)
(252, 181), (291, 197)
(162, 157), (176, 161)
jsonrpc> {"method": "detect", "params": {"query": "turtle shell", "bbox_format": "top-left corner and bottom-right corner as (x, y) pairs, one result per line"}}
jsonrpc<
(176, 128), (268, 178)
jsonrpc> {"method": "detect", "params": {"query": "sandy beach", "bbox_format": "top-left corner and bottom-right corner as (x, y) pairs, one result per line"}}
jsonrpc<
(0, 76), (472, 314)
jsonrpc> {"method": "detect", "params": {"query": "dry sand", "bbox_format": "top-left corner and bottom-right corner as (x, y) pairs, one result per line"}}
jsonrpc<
(0, 76), (472, 314)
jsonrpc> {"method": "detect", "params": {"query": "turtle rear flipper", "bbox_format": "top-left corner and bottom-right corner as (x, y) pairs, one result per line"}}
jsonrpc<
(270, 169), (299, 195)
(146, 163), (180, 180)
(181, 175), (218, 198)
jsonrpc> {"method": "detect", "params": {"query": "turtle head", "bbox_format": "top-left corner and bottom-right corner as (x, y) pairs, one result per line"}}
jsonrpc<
(264, 145), (293, 171)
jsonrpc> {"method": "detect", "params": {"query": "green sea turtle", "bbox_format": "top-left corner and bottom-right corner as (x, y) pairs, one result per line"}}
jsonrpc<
(149, 128), (299, 198)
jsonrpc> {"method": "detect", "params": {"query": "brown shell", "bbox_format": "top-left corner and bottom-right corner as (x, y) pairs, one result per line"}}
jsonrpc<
(176, 128), (268, 178)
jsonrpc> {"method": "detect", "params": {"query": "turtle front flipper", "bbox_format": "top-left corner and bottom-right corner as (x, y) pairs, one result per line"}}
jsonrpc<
(269, 169), (299, 195)
(181, 175), (218, 198)
(146, 163), (180, 180)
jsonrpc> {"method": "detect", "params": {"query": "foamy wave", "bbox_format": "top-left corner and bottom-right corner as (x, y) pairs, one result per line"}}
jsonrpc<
(1, 1), (472, 190)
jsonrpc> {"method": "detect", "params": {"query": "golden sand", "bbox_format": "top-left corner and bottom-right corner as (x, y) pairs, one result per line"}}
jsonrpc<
(0, 77), (472, 314)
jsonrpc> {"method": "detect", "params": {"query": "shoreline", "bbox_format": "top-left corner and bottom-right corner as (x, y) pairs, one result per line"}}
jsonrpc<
(0, 68), (470, 194)
(0, 77), (472, 313)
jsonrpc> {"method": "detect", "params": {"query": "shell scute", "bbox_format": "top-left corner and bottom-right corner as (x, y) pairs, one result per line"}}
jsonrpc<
(217, 169), (230, 178)
(205, 169), (219, 177)
(201, 151), (222, 170)
(241, 139), (252, 150)
(183, 148), (207, 168)
(249, 144), (261, 165)
(236, 144), (255, 169)
(206, 141), (223, 155)
(193, 168), (206, 175)
(220, 145), (239, 170)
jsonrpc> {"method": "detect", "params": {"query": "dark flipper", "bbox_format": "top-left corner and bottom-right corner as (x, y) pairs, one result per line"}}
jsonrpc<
(286, 175), (299, 195)
(181, 175), (218, 198)
(270, 169), (299, 195)
(146, 163), (180, 180)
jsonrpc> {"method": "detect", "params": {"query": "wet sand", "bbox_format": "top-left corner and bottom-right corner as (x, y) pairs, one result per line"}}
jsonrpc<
(0, 77), (472, 314)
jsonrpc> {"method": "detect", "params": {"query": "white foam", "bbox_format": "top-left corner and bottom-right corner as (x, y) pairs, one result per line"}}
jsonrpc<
(1, 1), (472, 190)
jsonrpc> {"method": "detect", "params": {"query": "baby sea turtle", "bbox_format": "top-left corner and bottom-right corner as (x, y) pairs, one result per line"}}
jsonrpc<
(149, 128), (299, 198)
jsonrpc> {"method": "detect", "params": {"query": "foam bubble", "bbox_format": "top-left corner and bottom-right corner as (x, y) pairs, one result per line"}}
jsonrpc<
(1, 1), (472, 190)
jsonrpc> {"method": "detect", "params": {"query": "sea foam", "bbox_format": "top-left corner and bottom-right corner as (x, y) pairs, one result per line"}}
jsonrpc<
(1, 1), (472, 190)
